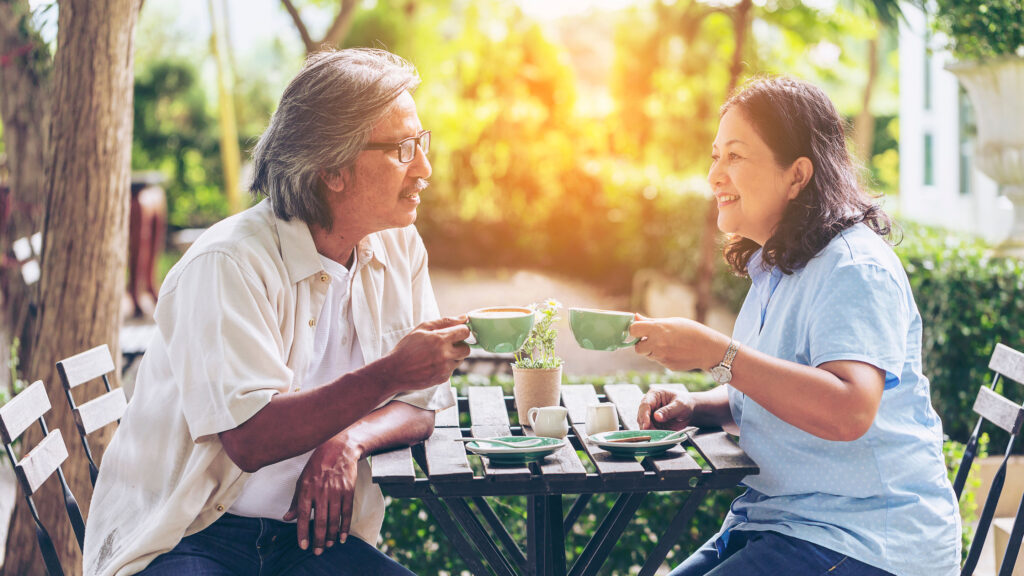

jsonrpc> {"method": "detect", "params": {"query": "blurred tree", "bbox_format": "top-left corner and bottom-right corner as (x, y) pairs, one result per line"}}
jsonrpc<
(0, 0), (52, 403)
(281, 0), (359, 55)
(132, 60), (228, 229)
(208, 0), (242, 214)
(1, 0), (142, 573)
(844, 0), (916, 166)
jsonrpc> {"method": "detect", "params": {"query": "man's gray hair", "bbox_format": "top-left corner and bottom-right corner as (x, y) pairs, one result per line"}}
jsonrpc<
(251, 48), (420, 229)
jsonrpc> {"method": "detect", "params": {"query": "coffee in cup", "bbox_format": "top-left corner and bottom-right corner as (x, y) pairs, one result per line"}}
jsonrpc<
(466, 307), (535, 353)
(569, 308), (639, 351)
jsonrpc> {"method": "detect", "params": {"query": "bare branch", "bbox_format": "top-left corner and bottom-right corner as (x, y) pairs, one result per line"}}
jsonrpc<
(322, 0), (358, 50)
(280, 0), (316, 54)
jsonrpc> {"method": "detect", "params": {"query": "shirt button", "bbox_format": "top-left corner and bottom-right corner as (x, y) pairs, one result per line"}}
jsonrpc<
(320, 274), (329, 283)
(309, 318), (316, 327)
(216, 504), (224, 512)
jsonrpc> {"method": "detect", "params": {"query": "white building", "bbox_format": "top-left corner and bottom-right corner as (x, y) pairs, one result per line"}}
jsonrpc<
(898, 6), (1013, 244)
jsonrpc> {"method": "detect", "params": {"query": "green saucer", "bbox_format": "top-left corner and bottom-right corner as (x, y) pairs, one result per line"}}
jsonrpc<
(589, 429), (690, 458)
(465, 436), (565, 465)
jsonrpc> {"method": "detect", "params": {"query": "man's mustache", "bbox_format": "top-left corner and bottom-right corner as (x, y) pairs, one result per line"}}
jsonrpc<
(401, 179), (429, 198)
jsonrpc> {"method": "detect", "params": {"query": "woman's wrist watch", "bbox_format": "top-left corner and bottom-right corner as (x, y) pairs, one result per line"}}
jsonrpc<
(709, 340), (740, 384)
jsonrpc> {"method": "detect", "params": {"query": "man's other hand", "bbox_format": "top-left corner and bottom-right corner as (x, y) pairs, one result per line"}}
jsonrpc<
(284, 434), (360, 554)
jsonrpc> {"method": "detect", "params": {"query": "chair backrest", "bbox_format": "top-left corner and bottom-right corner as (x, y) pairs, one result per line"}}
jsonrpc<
(954, 342), (1024, 576)
(55, 344), (125, 486)
(0, 380), (86, 576)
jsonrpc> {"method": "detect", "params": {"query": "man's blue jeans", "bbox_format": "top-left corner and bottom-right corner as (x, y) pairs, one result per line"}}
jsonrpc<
(669, 530), (896, 576)
(139, 513), (414, 576)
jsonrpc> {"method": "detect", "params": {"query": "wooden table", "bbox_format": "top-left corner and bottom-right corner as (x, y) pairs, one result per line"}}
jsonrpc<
(371, 384), (758, 576)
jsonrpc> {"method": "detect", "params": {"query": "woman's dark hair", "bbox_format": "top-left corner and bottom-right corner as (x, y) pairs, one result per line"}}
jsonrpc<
(720, 76), (892, 276)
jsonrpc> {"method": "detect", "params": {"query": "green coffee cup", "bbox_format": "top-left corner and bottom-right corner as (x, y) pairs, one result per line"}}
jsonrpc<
(466, 307), (535, 354)
(569, 308), (639, 351)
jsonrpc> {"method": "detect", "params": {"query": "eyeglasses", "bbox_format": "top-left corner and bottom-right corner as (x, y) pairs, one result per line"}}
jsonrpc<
(364, 130), (431, 163)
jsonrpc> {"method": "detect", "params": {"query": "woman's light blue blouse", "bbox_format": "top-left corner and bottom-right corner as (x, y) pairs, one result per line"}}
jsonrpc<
(718, 223), (961, 576)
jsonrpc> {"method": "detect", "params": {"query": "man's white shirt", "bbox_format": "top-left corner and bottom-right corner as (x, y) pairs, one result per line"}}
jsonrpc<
(83, 200), (455, 576)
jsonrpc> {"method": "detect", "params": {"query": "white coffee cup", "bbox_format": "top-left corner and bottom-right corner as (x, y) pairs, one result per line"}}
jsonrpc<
(527, 406), (569, 439)
(586, 403), (618, 434)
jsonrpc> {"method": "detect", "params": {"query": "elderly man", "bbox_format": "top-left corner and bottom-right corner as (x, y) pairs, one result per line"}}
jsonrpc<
(84, 48), (469, 576)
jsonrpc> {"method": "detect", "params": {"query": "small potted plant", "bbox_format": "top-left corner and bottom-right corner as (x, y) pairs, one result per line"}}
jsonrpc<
(511, 299), (564, 425)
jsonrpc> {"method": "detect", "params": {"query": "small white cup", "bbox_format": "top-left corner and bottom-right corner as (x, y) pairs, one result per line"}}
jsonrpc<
(586, 403), (618, 434)
(527, 406), (569, 439)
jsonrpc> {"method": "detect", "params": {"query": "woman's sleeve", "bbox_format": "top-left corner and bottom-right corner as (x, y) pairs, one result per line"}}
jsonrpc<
(807, 261), (909, 389)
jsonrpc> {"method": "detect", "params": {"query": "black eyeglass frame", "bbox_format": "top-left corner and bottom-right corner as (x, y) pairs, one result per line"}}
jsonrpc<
(364, 130), (431, 163)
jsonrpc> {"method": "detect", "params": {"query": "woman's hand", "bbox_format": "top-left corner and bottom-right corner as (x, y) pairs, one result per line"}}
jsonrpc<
(630, 316), (730, 372)
(284, 434), (361, 554)
(637, 388), (696, 431)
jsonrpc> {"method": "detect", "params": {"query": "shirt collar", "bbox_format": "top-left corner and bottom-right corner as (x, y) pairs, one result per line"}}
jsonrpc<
(747, 248), (771, 288)
(270, 200), (391, 283)
(270, 200), (323, 285)
(360, 234), (390, 270)
(748, 247), (783, 313)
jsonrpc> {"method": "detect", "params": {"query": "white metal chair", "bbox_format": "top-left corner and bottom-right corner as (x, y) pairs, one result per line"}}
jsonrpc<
(55, 344), (125, 486)
(0, 380), (85, 576)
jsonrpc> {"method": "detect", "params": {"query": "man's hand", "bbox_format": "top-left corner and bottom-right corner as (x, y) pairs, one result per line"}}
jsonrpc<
(637, 388), (696, 431)
(283, 434), (360, 554)
(365, 316), (470, 392)
(630, 315), (730, 372)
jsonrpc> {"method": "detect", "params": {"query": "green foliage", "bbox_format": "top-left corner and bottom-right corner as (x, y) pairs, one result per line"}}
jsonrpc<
(894, 222), (1024, 444)
(513, 299), (564, 370)
(132, 60), (226, 228)
(931, 0), (1024, 61)
(5, 336), (26, 400)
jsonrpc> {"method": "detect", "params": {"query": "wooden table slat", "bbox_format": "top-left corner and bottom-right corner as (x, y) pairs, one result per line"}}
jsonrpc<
(467, 386), (511, 427)
(572, 422), (646, 478)
(371, 446), (416, 483)
(688, 429), (759, 476)
(561, 384), (600, 424)
(423, 427), (474, 482)
(435, 403), (460, 428)
(468, 387), (530, 480)
(604, 383), (703, 480)
(523, 428), (587, 480)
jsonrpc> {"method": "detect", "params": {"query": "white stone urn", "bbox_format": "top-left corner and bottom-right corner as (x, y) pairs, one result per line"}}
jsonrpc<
(947, 56), (1024, 256)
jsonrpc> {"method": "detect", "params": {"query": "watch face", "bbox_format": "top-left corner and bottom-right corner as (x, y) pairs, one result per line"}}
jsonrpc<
(710, 365), (732, 384)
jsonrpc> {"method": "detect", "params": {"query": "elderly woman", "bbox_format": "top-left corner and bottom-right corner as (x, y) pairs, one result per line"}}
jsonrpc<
(631, 77), (960, 576)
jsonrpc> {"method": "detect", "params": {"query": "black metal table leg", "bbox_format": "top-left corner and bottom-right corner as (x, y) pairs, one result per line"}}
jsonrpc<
(568, 492), (646, 576)
(446, 497), (518, 576)
(472, 496), (528, 574)
(420, 497), (491, 576)
(546, 494), (566, 576)
(563, 493), (592, 537)
(638, 488), (708, 576)
(530, 495), (549, 576)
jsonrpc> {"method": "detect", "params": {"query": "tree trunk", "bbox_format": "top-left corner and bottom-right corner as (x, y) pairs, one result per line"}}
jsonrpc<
(695, 0), (752, 324)
(854, 34), (879, 165)
(3, 0), (140, 573)
(0, 0), (52, 397)
(208, 0), (242, 214)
